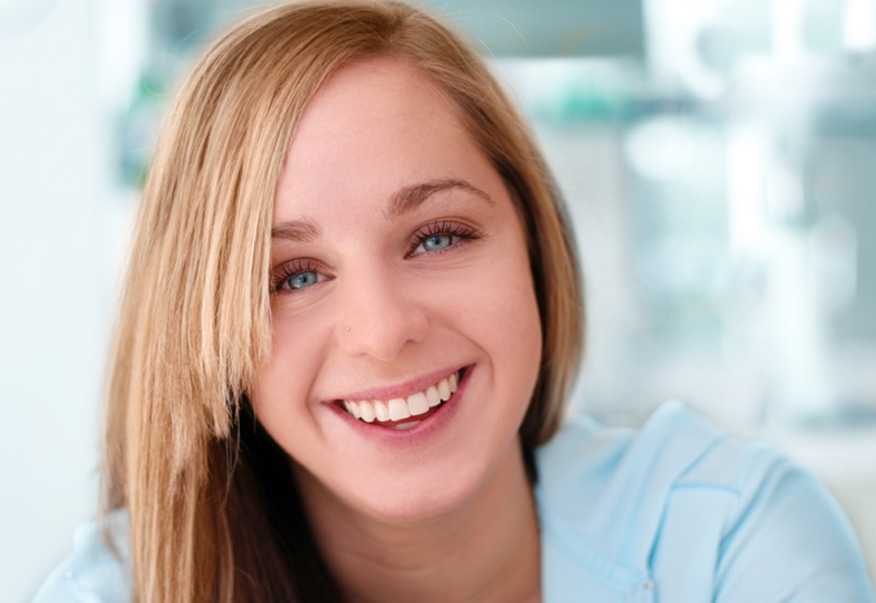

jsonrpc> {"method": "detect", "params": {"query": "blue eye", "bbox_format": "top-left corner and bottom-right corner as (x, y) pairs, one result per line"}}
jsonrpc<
(287, 270), (319, 289)
(422, 234), (453, 252)
(271, 260), (326, 294)
(409, 221), (482, 257)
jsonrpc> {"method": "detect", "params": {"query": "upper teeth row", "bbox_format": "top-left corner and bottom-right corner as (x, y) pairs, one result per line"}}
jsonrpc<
(343, 372), (459, 423)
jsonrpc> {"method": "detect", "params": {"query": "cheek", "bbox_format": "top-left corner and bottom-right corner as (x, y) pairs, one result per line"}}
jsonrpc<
(455, 254), (543, 392)
(250, 318), (325, 433)
(496, 279), (543, 383)
(260, 305), (331, 383)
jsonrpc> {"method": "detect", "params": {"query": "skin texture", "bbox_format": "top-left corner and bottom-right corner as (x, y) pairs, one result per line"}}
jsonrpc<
(251, 57), (543, 601)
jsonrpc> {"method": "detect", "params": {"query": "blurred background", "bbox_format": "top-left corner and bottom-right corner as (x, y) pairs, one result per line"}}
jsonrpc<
(2, 0), (875, 599)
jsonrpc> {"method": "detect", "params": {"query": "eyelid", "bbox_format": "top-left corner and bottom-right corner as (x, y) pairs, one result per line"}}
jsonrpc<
(269, 218), (484, 292)
(270, 258), (329, 293)
(407, 219), (483, 257)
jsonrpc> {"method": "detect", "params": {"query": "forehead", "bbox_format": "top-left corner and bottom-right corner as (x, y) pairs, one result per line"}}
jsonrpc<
(291, 56), (456, 142)
(274, 56), (503, 224)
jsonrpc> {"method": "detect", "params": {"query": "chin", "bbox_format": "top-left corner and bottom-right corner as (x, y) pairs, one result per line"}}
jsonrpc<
(355, 475), (486, 525)
(335, 436), (523, 527)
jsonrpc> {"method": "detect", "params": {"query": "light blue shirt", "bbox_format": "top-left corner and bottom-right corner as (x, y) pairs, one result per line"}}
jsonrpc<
(536, 402), (875, 602)
(35, 402), (875, 602)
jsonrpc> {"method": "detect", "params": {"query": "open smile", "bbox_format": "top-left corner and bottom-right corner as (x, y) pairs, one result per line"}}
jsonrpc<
(340, 369), (463, 429)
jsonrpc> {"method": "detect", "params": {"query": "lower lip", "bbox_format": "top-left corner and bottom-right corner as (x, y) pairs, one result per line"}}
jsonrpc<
(332, 368), (472, 448)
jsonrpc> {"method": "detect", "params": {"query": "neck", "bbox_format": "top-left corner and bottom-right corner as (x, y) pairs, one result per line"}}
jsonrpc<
(294, 441), (541, 603)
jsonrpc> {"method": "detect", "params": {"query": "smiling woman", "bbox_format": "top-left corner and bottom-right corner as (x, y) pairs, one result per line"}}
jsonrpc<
(256, 57), (544, 534)
(33, 1), (875, 602)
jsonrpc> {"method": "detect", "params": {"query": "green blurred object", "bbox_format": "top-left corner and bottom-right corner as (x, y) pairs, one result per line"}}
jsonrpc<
(418, 0), (644, 58)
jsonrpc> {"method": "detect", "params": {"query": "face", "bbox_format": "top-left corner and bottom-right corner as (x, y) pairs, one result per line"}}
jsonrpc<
(251, 57), (542, 523)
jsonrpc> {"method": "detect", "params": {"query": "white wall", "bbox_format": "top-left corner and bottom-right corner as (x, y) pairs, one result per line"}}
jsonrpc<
(0, 1), (112, 600)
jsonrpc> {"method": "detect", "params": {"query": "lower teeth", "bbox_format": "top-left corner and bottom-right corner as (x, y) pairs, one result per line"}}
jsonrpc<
(390, 421), (421, 431)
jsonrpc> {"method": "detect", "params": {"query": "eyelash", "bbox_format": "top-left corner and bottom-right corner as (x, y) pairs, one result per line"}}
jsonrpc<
(270, 258), (323, 294)
(270, 220), (483, 294)
(407, 220), (481, 257)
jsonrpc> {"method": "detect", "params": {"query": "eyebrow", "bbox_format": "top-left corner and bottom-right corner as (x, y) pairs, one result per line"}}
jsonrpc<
(271, 178), (493, 241)
(386, 178), (494, 219)
(271, 219), (320, 242)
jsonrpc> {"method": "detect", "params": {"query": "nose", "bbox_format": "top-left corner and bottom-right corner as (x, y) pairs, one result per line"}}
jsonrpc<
(335, 263), (429, 361)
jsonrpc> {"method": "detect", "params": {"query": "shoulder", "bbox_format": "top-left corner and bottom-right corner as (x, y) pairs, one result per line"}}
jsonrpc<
(32, 509), (131, 603)
(535, 401), (875, 602)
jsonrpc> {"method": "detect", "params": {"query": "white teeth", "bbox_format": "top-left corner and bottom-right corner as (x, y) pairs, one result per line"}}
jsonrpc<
(438, 378), (451, 401)
(343, 371), (461, 425)
(408, 392), (429, 416)
(426, 385), (441, 407)
(359, 402), (376, 423)
(344, 401), (362, 419)
(392, 421), (420, 431)
(388, 398), (411, 421)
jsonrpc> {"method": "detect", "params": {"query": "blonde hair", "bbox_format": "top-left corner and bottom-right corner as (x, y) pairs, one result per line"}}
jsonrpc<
(103, 1), (584, 600)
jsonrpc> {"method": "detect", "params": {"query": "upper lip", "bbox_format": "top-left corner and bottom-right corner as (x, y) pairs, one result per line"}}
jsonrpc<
(328, 366), (466, 403)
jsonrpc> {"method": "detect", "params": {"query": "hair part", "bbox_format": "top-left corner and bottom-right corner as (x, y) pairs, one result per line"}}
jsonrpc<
(103, 1), (584, 601)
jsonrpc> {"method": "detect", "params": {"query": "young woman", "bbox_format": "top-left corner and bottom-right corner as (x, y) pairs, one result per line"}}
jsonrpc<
(36, 1), (874, 602)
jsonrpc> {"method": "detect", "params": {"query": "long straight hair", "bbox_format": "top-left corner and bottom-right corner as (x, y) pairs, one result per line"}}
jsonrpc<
(103, 1), (584, 600)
